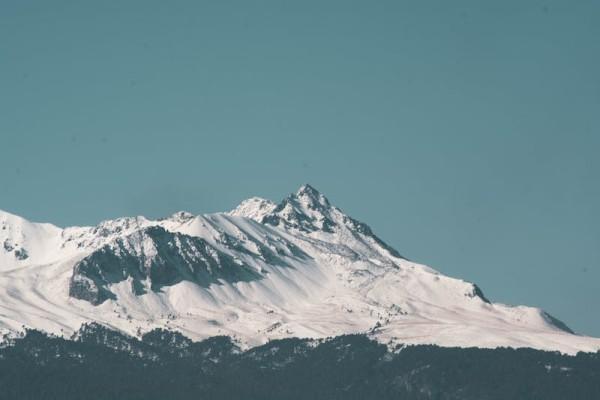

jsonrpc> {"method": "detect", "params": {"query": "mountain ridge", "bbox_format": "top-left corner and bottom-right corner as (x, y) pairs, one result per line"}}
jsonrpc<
(0, 185), (598, 354)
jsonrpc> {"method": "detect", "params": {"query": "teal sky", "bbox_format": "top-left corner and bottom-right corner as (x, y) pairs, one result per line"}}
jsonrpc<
(1, 1), (599, 335)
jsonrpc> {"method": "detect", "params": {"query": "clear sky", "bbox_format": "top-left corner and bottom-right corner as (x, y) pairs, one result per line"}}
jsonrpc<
(1, 1), (599, 335)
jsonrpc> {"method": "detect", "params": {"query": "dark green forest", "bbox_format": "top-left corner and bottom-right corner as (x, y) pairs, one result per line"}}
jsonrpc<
(0, 324), (599, 400)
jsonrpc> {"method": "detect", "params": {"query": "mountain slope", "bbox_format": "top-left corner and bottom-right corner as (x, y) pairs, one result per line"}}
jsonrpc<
(0, 185), (598, 354)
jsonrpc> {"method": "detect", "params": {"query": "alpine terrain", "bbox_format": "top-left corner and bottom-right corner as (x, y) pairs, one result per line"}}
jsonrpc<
(0, 184), (598, 355)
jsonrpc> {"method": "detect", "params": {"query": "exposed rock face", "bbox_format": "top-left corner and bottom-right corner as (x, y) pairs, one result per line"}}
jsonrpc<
(69, 226), (262, 305)
(3, 239), (29, 260)
(467, 283), (491, 304)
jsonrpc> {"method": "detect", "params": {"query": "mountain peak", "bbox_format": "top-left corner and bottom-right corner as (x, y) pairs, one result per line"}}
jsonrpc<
(292, 184), (331, 209)
(295, 183), (320, 197)
(257, 184), (340, 233)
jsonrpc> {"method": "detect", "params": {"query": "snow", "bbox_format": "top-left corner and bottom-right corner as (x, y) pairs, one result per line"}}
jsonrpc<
(0, 186), (599, 355)
(227, 197), (276, 221)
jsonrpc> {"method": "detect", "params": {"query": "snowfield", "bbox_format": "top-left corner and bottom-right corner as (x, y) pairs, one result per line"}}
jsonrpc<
(0, 184), (599, 355)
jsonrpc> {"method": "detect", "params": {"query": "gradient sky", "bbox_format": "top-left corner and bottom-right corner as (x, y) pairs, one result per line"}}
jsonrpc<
(1, 1), (599, 335)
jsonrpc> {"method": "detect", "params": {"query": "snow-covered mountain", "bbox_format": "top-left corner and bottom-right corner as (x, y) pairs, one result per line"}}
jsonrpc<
(0, 185), (598, 354)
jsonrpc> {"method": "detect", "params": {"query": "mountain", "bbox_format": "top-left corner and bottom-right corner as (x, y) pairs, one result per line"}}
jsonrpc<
(0, 185), (598, 354)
